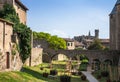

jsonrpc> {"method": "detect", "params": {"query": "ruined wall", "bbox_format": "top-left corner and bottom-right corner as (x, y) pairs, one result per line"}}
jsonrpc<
(25, 48), (43, 66)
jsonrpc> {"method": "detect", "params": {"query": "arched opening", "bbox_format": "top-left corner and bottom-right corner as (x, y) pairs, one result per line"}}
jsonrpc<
(42, 53), (51, 63)
(103, 59), (112, 71)
(79, 54), (89, 71)
(53, 54), (68, 61)
(92, 59), (101, 71)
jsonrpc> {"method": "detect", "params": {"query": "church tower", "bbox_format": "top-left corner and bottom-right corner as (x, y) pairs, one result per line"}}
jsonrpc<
(110, 0), (120, 50)
(95, 29), (99, 39)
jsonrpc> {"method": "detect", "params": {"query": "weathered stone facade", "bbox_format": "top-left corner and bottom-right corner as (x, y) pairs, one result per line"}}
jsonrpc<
(0, 0), (28, 24)
(110, 0), (120, 50)
(25, 48), (43, 66)
(0, 18), (23, 71)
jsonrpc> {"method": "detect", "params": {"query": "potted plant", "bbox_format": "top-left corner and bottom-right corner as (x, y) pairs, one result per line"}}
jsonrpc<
(101, 71), (109, 77)
(106, 78), (111, 82)
(40, 64), (44, 70)
(42, 70), (49, 78)
(60, 75), (71, 82)
(78, 71), (82, 75)
(97, 75), (101, 79)
(50, 69), (57, 75)
(71, 72), (76, 75)
(81, 75), (86, 80)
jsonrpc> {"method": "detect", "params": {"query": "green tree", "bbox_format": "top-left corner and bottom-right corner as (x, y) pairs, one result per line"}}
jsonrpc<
(33, 32), (66, 50)
(49, 35), (66, 50)
(88, 39), (104, 50)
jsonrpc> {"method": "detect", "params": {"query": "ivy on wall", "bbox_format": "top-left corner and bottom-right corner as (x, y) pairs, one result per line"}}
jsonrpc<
(0, 4), (31, 63)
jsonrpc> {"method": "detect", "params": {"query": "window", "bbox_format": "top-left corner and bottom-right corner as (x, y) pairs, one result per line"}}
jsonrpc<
(67, 43), (70, 46)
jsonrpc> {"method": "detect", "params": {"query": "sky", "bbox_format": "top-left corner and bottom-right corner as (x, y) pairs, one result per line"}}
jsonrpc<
(21, 0), (116, 39)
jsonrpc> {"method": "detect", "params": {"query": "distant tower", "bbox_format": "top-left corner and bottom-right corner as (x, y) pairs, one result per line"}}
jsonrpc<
(110, 0), (120, 50)
(95, 29), (99, 39)
(88, 30), (91, 36)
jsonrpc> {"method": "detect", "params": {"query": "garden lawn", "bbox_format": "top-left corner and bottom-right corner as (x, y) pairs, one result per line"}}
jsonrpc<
(0, 61), (88, 82)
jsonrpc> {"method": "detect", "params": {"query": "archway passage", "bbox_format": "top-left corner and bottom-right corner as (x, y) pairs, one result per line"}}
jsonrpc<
(43, 48), (120, 72)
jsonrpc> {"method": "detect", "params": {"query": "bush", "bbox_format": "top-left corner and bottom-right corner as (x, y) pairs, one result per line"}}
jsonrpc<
(78, 71), (82, 75)
(42, 72), (49, 78)
(101, 71), (109, 77)
(40, 67), (44, 70)
(81, 75), (86, 80)
(106, 78), (111, 82)
(71, 71), (77, 75)
(50, 70), (57, 75)
(97, 75), (101, 79)
(60, 75), (71, 82)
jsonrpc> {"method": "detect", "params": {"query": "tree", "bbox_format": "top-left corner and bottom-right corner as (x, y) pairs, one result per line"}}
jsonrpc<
(49, 35), (66, 50)
(88, 39), (104, 50)
(33, 32), (66, 50)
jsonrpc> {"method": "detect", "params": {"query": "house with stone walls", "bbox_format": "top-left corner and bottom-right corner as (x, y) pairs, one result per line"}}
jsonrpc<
(0, 18), (23, 71)
(0, 0), (43, 70)
(0, 0), (28, 24)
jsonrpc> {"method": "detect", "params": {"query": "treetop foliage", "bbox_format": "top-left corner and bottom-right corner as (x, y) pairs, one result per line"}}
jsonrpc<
(33, 32), (66, 50)
(88, 39), (105, 50)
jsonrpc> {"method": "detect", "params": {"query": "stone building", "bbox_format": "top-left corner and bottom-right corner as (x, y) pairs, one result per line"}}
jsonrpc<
(110, 0), (120, 50)
(0, 0), (28, 24)
(0, 18), (23, 71)
(74, 29), (110, 49)
(74, 29), (99, 48)
(64, 38), (75, 50)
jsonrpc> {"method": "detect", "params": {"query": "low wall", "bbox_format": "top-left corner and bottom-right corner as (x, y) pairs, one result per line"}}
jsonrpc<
(25, 48), (43, 66)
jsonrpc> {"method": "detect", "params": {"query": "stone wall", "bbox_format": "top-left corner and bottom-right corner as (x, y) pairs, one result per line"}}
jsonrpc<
(0, 0), (27, 24)
(0, 18), (23, 71)
(13, 0), (27, 24)
(25, 48), (43, 66)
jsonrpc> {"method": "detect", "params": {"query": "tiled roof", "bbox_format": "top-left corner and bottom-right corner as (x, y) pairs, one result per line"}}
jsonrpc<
(110, 0), (120, 15)
(63, 38), (74, 42)
(15, 0), (28, 10)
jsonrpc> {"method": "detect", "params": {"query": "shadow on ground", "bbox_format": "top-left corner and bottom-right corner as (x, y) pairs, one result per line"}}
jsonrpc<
(21, 67), (59, 82)
(21, 67), (47, 81)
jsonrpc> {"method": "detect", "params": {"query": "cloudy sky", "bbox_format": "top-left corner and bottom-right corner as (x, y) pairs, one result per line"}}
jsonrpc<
(21, 0), (116, 39)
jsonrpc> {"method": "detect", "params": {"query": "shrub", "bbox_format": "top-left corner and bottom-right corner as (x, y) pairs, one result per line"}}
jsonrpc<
(97, 75), (101, 79)
(50, 70), (57, 75)
(40, 67), (44, 70)
(78, 71), (82, 75)
(42, 72), (49, 78)
(81, 75), (86, 80)
(71, 72), (76, 75)
(60, 75), (71, 82)
(106, 78), (111, 82)
(101, 71), (109, 77)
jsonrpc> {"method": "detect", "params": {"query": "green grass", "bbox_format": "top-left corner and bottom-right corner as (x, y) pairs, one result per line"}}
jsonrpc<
(0, 61), (88, 82)
(92, 70), (108, 82)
